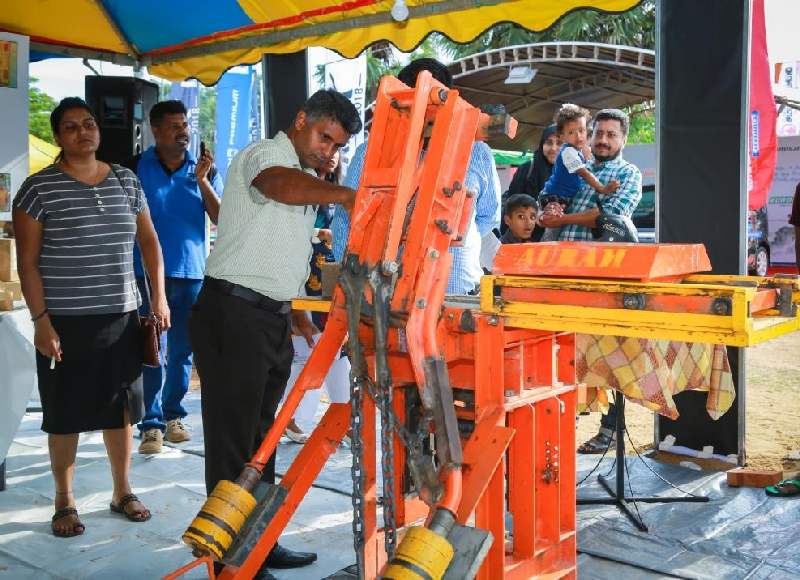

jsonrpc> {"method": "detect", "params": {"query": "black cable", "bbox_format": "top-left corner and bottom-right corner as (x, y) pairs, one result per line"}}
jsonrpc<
(622, 452), (645, 525)
(624, 424), (704, 498)
(576, 430), (615, 487)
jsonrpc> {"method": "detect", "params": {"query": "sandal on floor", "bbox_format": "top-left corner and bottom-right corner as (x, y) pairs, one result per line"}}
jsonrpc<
(577, 430), (615, 454)
(110, 493), (152, 522)
(765, 479), (800, 497)
(51, 506), (85, 538)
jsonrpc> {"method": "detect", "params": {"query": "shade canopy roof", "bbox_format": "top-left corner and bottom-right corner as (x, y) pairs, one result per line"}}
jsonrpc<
(448, 42), (655, 149)
(2, 0), (641, 85)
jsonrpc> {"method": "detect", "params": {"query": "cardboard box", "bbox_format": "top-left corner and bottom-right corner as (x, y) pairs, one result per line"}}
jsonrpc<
(0, 279), (21, 300)
(0, 237), (18, 282)
(0, 288), (12, 311)
(320, 261), (341, 299)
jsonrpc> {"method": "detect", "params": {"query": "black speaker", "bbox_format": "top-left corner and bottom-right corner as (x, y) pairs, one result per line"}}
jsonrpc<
(656, 0), (749, 459)
(85, 76), (159, 164)
(262, 52), (308, 138)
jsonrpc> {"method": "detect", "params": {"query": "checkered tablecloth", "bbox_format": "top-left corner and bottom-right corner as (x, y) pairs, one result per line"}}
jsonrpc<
(575, 334), (735, 420)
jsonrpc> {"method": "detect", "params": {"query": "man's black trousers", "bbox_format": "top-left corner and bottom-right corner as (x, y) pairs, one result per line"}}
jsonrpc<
(189, 281), (293, 494)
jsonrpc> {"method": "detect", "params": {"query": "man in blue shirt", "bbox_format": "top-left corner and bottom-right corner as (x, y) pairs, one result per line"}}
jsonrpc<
(127, 100), (224, 454)
(331, 58), (501, 295)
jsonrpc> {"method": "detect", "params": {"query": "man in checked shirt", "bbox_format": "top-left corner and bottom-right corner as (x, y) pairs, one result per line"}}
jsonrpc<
(540, 108), (642, 453)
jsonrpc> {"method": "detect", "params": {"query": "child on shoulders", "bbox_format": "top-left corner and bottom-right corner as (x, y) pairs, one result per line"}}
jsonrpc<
(539, 104), (619, 241)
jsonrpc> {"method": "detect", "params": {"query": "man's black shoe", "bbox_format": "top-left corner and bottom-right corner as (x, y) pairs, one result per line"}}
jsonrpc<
(264, 543), (318, 569)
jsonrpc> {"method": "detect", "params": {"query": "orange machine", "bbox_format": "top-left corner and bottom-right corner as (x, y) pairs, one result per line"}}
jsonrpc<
(165, 71), (800, 580)
(166, 71), (578, 580)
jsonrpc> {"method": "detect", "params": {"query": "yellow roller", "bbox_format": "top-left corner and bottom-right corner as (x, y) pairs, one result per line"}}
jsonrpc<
(182, 480), (257, 560)
(382, 527), (455, 580)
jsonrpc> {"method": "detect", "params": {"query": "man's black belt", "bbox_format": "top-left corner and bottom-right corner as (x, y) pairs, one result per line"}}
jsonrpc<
(204, 277), (291, 315)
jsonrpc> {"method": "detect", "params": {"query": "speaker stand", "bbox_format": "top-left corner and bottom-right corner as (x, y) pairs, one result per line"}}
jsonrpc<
(577, 390), (709, 532)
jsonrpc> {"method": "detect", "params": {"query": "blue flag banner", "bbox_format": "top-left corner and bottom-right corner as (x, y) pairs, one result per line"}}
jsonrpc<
(215, 67), (255, 183)
(169, 80), (201, 158)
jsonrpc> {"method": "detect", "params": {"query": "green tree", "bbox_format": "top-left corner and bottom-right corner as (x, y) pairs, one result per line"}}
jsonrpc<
(627, 107), (655, 144)
(29, 77), (58, 144)
(432, 0), (655, 60)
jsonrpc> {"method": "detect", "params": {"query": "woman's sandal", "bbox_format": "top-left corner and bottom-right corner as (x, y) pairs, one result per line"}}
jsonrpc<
(51, 506), (85, 538)
(109, 493), (152, 522)
(765, 479), (800, 497)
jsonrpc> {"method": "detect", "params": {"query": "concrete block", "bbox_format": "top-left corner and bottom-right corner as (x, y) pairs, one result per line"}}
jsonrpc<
(726, 467), (782, 488)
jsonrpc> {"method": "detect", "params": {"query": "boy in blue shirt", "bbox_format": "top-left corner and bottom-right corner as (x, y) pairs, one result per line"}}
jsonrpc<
(539, 104), (619, 241)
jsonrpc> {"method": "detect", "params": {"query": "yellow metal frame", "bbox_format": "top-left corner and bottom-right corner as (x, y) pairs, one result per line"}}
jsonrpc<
(291, 297), (332, 313)
(294, 274), (800, 347)
(479, 275), (800, 347)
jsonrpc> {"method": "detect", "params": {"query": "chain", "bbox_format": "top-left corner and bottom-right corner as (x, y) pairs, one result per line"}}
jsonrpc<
(342, 258), (432, 574)
(371, 271), (397, 559)
(342, 256), (368, 580)
(379, 378), (396, 558)
(349, 374), (365, 579)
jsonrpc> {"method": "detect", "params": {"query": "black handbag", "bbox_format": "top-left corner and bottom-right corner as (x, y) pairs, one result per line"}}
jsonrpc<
(110, 165), (162, 367)
(139, 269), (162, 368)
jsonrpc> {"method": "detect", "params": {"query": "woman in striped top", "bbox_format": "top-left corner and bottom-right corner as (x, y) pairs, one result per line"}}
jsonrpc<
(13, 98), (170, 537)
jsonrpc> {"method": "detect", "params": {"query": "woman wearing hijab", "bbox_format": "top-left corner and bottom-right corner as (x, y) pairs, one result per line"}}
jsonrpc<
(501, 124), (560, 240)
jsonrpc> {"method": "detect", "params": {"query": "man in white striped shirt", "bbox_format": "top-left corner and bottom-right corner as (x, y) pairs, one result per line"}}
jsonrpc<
(189, 89), (361, 576)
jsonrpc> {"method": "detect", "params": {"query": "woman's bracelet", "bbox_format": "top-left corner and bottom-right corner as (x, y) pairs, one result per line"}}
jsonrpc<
(31, 308), (49, 322)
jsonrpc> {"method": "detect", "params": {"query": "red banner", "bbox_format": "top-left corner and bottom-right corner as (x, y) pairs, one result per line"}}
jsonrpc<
(748, 0), (777, 210)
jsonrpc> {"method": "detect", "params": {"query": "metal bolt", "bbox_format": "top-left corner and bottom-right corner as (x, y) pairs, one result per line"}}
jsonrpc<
(712, 297), (732, 316)
(447, 312), (455, 320)
(504, 389), (516, 398)
(416, 299), (427, 309)
(623, 293), (646, 310)
(453, 181), (462, 191)
(429, 249), (440, 259)
(442, 187), (454, 198)
(438, 89), (448, 103)
(488, 316), (499, 326)
(382, 261), (398, 275)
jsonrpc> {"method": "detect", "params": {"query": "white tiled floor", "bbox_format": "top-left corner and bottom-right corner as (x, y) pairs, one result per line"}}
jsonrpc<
(0, 400), (355, 580)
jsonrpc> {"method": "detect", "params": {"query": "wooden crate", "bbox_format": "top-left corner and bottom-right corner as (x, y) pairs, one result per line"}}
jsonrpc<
(0, 238), (18, 282)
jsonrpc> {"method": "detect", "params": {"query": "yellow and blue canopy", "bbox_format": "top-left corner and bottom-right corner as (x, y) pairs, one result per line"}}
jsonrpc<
(2, 0), (640, 85)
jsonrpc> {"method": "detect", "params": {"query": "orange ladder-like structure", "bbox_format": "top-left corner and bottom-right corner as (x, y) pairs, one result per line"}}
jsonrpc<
(167, 72), (577, 580)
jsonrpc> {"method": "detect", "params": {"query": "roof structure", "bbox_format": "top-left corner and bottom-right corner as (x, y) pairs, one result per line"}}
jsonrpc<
(447, 42), (655, 149)
(1, 0), (642, 85)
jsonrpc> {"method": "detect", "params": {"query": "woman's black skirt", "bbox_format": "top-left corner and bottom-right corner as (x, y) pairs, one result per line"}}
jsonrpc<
(36, 311), (144, 434)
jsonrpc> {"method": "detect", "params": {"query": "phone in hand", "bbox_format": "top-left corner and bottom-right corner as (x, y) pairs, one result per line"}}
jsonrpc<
(200, 141), (207, 158)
